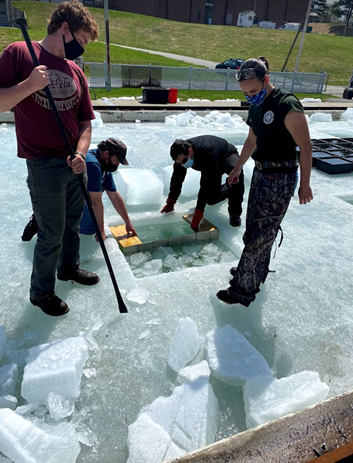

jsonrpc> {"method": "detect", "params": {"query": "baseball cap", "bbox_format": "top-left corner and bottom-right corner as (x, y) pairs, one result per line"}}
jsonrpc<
(105, 138), (129, 165)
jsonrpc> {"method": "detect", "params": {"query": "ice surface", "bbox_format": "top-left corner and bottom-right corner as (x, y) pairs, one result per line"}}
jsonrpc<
(177, 361), (211, 384)
(206, 325), (272, 385)
(162, 165), (201, 197)
(0, 408), (80, 463)
(0, 363), (17, 397)
(2, 117), (353, 462)
(0, 456), (12, 462)
(0, 327), (6, 362)
(168, 318), (200, 372)
(21, 337), (89, 405)
(127, 379), (219, 463)
(243, 371), (330, 428)
(116, 169), (163, 205)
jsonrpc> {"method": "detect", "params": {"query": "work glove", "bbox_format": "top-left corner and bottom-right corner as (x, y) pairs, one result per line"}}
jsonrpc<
(190, 208), (204, 232)
(161, 198), (176, 213)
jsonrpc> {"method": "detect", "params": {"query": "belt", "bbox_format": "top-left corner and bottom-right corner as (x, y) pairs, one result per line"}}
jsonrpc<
(255, 160), (297, 172)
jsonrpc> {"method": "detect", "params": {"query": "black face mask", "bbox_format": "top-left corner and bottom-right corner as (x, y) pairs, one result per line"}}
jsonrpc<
(99, 159), (118, 173)
(63, 32), (84, 60)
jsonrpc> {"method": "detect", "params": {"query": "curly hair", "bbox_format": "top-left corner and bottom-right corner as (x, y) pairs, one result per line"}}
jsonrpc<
(47, 0), (98, 41)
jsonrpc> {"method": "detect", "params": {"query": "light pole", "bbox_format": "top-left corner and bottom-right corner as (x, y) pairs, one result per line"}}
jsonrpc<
(104, 0), (111, 91)
(294, 0), (313, 72)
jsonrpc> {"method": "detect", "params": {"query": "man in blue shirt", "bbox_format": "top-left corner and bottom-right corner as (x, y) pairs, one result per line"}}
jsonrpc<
(80, 138), (137, 240)
(22, 138), (137, 241)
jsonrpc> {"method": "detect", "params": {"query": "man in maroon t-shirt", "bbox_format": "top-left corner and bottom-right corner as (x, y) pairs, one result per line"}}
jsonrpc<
(0, 1), (99, 317)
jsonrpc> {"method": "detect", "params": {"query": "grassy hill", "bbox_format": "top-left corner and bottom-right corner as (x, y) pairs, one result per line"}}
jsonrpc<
(0, 1), (352, 85)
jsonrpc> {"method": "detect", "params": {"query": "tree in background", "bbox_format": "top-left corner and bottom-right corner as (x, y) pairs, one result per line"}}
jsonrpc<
(311, 0), (329, 20)
(330, 0), (353, 35)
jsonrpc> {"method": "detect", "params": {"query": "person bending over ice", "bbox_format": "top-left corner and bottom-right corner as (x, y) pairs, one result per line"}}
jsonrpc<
(22, 138), (137, 242)
(161, 135), (245, 231)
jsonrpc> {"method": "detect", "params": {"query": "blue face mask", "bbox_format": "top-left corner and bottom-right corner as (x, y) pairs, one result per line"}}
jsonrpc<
(183, 158), (194, 169)
(245, 86), (267, 106)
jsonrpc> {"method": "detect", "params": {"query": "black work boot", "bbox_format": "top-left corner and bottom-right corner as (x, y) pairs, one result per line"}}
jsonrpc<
(57, 268), (100, 286)
(216, 288), (240, 305)
(30, 293), (69, 316)
(21, 214), (39, 241)
(229, 214), (241, 227)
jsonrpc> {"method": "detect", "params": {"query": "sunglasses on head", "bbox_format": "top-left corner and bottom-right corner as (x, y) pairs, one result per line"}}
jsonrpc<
(235, 68), (264, 81)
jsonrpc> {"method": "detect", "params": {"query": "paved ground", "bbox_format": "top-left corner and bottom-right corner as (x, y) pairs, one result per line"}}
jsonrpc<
(109, 43), (218, 68)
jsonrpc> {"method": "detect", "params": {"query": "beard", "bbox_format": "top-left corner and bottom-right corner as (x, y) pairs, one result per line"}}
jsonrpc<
(100, 160), (118, 173)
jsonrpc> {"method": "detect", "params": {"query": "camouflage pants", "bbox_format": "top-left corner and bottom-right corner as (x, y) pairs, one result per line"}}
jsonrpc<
(229, 167), (297, 307)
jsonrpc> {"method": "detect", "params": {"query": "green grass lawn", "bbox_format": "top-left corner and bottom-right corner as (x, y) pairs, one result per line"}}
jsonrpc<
(1, 1), (351, 92)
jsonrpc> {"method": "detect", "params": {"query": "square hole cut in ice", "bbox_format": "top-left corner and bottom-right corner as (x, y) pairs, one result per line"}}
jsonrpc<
(112, 220), (235, 278)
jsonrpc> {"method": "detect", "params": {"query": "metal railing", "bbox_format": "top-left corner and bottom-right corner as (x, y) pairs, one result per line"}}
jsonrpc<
(84, 63), (328, 94)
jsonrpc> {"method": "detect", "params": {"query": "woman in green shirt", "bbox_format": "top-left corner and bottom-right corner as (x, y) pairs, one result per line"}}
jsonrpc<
(217, 57), (313, 307)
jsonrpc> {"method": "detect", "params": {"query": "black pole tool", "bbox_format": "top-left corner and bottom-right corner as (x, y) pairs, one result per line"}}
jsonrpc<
(14, 15), (128, 313)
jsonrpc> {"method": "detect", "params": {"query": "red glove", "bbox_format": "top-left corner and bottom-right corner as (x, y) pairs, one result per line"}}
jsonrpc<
(160, 198), (176, 213)
(190, 209), (204, 232)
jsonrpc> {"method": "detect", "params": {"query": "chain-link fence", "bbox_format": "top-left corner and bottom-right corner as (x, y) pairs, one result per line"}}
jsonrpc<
(84, 63), (329, 94)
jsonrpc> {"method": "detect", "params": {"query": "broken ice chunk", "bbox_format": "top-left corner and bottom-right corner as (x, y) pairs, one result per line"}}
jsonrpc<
(206, 325), (272, 386)
(116, 169), (163, 206)
(0, 396), (16, 410)
(0, 408), (80, 463)
(127, 379), (219, 463)
(46, 392), (75, 420)
(21, 337), (89, 405)
(0, 364), (18, 397)
(168, 318), (200, 372)
(127, 288), (150, 305)
(243, 371), (330, 428)
(177, 361), (210, 384)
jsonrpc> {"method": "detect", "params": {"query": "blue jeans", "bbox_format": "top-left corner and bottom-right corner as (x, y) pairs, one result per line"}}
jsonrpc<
(26, 158), (87, 298)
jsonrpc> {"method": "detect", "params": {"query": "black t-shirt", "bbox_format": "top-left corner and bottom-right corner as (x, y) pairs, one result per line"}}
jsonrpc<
(246, 88), (304, 162)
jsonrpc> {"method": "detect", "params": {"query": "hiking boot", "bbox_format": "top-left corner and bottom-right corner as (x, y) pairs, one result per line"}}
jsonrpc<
(21, 214), (39, 241)
(30, 293), (69, 317)
(216, 288), (240, 305)
(57, 268), (100, 286)
(229, 215), (241, 227)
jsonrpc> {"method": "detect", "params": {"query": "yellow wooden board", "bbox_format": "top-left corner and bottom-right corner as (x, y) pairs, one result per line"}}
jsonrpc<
(110, 225), (142, 251)
(110, 216), (219, 255)
(182, 214), (217, 233)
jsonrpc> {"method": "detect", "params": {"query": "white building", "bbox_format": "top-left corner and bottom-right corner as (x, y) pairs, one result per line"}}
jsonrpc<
(237, 10), (256, 28)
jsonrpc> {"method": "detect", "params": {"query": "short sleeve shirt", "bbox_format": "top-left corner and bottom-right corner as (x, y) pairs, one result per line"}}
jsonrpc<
(86, 149), (117, 193)
(0, 41), (95, 159)
(246, 88), (304, 162)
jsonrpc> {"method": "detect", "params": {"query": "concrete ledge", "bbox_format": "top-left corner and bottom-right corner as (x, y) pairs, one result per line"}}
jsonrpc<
(0, 112), (14, 123)
(1, 102), (352, 124)
(165, 390), (353, 463)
